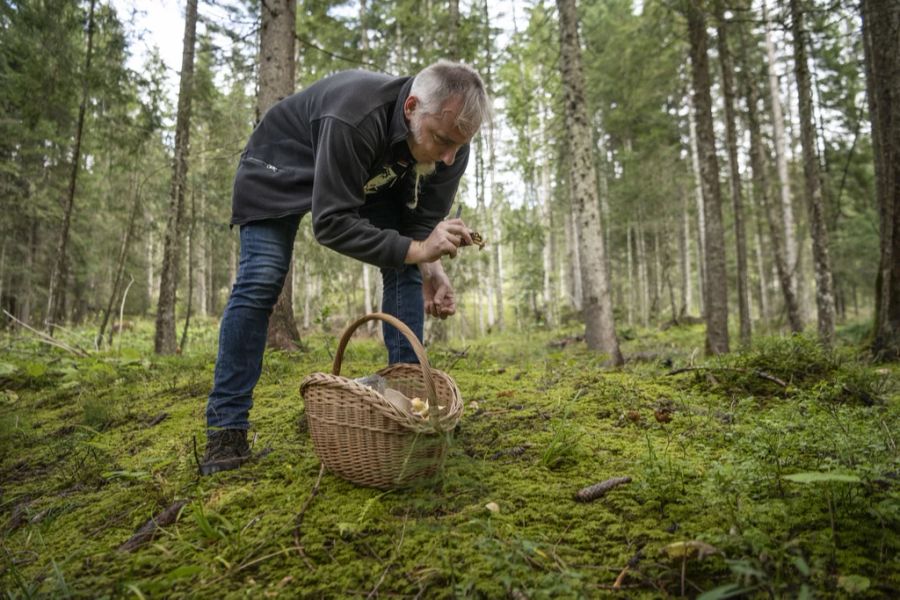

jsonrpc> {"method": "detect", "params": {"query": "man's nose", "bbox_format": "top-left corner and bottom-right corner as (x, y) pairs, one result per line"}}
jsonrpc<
(441, 148), (458, 166)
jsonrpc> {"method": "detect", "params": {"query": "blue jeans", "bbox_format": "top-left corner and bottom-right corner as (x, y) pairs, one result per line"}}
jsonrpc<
(206, 215), (424, 431)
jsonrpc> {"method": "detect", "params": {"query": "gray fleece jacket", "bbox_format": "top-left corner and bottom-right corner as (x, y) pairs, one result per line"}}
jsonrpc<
(231, 69), (469, 269)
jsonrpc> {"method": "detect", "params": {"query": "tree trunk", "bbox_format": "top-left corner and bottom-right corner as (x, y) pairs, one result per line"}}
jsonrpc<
(790, 0), (836, 346)
(566, 199), (583, 312)
(180, 189), (196, 352)
(686, 0), (729, 354)
(540, 136), (555, 328)
(763, 0), (801, 312)
(557, 0), (622, 364)
(687, 93), (707, 315)
(680, 190), (693, 316)
(716, 2), (751, 347)
(97, 175), (141, 348)
(862, 0), (900, 359)
(636, 218), (649, 327)
(46, 0), (96, 332)
(753, 213), (770, 323)
(448, 0), (460, 61)
(154, 0), (198, 354)
(197, 155), (208, 317)
(260, 0), (301, 351)
(738, 19), (804, 334)
(626, 224), (635, 326)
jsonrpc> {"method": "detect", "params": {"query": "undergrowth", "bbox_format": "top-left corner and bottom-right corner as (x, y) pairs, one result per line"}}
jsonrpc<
(0, 320), (897, 598)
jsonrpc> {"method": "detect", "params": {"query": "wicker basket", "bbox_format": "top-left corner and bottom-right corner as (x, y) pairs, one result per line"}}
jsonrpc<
(300, 313), (463, 489)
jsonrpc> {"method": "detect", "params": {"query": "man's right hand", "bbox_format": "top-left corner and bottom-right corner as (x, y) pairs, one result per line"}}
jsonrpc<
(405, 219), (474, 263)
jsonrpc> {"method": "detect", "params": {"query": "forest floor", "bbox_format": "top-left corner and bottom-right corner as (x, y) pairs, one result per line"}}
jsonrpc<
(0, 317), (898, 598)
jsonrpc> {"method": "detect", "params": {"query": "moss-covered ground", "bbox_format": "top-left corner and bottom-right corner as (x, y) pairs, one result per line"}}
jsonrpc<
(1, 319), (898, 598)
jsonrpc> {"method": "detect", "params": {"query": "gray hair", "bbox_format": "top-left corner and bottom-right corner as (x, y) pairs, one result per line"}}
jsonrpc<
(410, 60), (492, 135)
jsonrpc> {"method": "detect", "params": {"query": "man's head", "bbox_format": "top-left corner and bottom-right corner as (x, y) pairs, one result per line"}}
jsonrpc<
(404, 61), (492, 172)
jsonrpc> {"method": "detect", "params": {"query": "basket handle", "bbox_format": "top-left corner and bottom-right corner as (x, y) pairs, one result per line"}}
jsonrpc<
(332, 312), (439, 412)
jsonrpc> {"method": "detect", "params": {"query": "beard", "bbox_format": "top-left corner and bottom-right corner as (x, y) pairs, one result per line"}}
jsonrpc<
(409, 114), (436, 176)
(414, 161), (436, 176)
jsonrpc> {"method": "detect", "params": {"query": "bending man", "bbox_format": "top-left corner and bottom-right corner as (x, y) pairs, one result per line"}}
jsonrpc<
(202, 61), (491, 475)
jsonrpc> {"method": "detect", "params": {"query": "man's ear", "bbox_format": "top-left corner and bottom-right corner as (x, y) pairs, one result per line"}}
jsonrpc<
(404, 95), (417, 117)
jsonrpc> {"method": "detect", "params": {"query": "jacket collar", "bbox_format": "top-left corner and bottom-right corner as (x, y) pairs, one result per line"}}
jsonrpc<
(388, 77), (415, 163)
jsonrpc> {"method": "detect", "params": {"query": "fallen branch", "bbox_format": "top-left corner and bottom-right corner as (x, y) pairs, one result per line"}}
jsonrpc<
(666, 366), (787, 388)
(119, 500), (188, 552)
(293, 464), (326, 570)
(3, 310), (89, 357)
(574, 476), (632, 503)
(613, 545), (644, 589)
(444, 345), (471, 373)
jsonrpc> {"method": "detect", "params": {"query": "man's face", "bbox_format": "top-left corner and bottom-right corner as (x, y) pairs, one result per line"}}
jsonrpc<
(405, 95), (473, 172)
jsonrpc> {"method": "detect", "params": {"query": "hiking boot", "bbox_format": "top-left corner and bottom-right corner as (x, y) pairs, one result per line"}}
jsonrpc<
(200, 429), (250, 476)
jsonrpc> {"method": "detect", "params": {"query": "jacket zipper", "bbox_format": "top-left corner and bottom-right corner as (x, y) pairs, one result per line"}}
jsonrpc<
(244, 156), (279, 173)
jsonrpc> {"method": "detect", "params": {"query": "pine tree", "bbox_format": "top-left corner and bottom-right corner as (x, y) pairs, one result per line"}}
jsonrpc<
(155, 0), (199, 354)
(556, 0), (623, 365)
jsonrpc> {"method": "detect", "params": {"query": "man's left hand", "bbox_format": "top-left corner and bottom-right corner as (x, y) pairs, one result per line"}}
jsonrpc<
(421, 262), (456, 319)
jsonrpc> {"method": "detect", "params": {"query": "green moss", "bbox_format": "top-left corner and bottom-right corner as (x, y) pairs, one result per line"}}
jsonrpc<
(0, 321), (898, 597)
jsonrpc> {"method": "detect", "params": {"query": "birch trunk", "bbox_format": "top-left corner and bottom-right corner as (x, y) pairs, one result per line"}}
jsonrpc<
(752, 217), (767, 323)
(739, 18), (804, 333)
(557, 0), (622, 364)
(763, 0), (800, 303)
(680, 191), (693, 316)
(790, 0), (836, 345)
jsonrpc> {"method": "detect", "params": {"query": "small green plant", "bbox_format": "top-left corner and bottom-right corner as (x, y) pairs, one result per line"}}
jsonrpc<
(539, 408), (582, 470)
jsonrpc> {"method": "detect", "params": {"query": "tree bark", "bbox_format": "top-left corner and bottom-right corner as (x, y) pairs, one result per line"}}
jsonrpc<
(738, 18), (804, 333)
(448, 0), (460, 61)
(715, 2), (751, 347)
(686, 0), (729, 354)
(260, 0), (301, 351)
(790, 0), (836, 346)
(180, 189), (196, 351)
(97, 174), (141, 348)
(46, 0), (96, 332)
(862, 0), (900, 359)
(763, 0), (801, 313)
(557, 0), (623, 365)
(154, 0), (198, 354)
(687, 92), (707, 316)
(680, 190), (693, 316)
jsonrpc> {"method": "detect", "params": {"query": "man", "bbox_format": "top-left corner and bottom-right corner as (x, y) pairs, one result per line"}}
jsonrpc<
(201, 61), (491, 475)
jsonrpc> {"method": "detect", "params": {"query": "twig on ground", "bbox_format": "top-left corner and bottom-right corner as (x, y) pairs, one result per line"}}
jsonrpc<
(293, 464), (326, 570)
(366, 564), (392, 599)
(146, 413), (168, 428)
(666, 366), (787, 387)
(3, 310), (90, 357)
(444, 345), (470, 373)
(613, 545), (644, 589)
(119, 500), (188, 552)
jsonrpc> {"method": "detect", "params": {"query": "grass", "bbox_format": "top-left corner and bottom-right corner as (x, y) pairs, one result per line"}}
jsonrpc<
(0, 318), (898, 598)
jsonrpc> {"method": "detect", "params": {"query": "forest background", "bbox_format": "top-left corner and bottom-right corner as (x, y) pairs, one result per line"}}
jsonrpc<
(0, 0), (897, 358)
(1, 0), (900, 597)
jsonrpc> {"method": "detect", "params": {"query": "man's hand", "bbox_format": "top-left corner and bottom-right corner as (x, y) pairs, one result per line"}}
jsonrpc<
(420, 262), (456, 319)
(405, 219), (473, 264)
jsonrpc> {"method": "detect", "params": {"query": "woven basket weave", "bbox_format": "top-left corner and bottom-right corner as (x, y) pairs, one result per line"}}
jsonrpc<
(300, 313), (463, 489)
